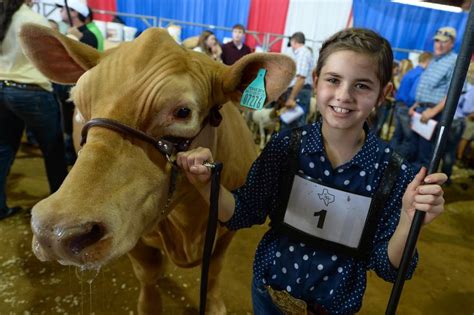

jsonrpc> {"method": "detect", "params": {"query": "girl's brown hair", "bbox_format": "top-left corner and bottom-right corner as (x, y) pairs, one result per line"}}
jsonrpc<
(197, 30), (215, 57)
(315, 28), (394, 89)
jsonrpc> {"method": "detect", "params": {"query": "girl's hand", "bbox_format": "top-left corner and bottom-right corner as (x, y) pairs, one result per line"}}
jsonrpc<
(176, 147), (214, 186)
(402, 167), (447, 225)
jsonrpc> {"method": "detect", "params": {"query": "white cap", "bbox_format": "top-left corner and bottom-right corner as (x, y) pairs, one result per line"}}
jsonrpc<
(56, 0), (90, 18)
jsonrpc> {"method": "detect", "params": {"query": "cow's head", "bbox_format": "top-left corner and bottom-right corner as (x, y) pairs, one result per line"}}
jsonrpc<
(20, 25), (295, 267)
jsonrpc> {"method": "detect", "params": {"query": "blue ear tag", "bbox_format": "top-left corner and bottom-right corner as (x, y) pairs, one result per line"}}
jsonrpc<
(240, 69), (267, 110)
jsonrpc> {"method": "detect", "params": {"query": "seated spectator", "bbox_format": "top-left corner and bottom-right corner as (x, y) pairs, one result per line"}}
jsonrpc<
(221, 24), (251, 65)
(193, 30), (222, 62)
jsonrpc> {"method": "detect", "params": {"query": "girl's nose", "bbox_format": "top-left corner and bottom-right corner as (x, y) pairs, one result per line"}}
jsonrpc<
(336, 85), (352, 103)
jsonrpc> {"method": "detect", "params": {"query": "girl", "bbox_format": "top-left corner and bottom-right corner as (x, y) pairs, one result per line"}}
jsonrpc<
(194, 30), (223, 62)
(178, 28), (447, 314)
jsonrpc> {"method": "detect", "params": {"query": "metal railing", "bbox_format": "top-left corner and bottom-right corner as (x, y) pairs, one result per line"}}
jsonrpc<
(29, 2), (424, 55)
(158, 17), (323, 52)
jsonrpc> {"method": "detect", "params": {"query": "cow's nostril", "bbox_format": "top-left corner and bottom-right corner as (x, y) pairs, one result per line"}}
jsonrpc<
(68, 224), (105, 255)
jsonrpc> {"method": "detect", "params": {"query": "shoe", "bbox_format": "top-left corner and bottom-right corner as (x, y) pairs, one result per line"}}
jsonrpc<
(0, 207), (21, 220)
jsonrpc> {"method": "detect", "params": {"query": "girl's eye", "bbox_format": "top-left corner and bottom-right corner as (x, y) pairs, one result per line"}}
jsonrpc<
(174, 107), (191, 119)
(327, 78), (338, 84)
(355, 83), (370, 90)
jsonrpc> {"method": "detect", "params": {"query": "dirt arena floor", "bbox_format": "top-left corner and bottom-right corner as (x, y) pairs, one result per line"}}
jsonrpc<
(0, 142), (473, 315)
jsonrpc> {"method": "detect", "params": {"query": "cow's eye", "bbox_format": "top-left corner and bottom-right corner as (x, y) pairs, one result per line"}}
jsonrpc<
(174, 107), (191, 119)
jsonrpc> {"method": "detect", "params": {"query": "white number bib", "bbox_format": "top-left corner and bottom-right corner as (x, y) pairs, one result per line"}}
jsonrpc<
(283, 174), (372, 249)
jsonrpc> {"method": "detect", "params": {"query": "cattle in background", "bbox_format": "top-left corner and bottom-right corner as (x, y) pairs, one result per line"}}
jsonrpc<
(20, 25), (295, 314)
(249, 94), (317, 149)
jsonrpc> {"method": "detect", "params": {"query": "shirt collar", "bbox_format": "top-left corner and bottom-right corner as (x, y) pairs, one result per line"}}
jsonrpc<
(302, 121), (379, 171)
(293, 45), (305, 54)
(434, 50), (454, 61)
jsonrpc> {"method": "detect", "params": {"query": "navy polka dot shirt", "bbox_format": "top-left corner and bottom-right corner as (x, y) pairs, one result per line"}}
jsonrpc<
(226, 121), (419, 314)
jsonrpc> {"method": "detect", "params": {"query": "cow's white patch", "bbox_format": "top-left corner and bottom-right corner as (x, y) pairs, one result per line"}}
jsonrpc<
(75, 110), (85, 123)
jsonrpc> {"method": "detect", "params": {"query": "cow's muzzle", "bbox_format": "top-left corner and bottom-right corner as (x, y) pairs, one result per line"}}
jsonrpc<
(31, 220), (108, 266)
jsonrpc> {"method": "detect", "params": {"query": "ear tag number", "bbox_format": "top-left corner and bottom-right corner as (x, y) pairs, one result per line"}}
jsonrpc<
(240, 68), (267, 110)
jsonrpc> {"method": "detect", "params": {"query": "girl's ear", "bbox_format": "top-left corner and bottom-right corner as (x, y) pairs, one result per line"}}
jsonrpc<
(378, 82), (393, 106)
(312, 68), (319, 89)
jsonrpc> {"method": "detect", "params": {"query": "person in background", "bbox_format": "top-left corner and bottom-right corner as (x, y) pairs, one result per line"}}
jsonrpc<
(410, 26), (458, 171)
(441, 62), (474, 182)
(280, 31), (313, 130)
(457, 63), (474, 162)
(393, 59), (414, 90)
(56, 1), (104, 165)
(194, 30), (222, 62)
(57, 0), (98, 49)
(221, 24), (252, 65)
(84, 9), (104, 52)
(0, 0), (68, 220)
(390, 52), (433, 161)
(177, 28), (447, 314)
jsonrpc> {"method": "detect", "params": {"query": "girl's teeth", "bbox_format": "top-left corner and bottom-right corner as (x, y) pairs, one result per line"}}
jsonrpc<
(333, 106), (349, 113)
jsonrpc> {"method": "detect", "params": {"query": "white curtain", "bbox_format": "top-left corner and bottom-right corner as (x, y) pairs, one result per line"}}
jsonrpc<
(281, 0), (353, 60)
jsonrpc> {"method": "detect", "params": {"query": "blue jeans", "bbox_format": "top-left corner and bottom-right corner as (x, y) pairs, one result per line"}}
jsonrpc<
(280, 86), (312, 130)
(441, 118), (465, 179)
(390, 102), (416, 162)
(0, 86), (68, 209)
(252, 279), (284, 315)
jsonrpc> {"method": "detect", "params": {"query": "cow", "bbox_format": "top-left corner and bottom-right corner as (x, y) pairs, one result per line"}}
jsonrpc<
(19, 24), (295, 314)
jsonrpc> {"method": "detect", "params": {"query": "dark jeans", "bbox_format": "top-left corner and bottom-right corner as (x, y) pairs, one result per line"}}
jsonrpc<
(390, 102), (416, 162)
(0, 86), (68, 209)
(280, 86), (312, 130)
(441, 118), (465, 179)
(53, 83), (76, 165)
(412, 104), (441, 172)
(252, 279), (284, 315)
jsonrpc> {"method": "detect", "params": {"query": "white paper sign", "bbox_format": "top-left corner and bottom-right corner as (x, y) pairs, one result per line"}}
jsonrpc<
(283, 175), (372, 248)
(411, 112), (438, 141)
(280, 105), (304, 124)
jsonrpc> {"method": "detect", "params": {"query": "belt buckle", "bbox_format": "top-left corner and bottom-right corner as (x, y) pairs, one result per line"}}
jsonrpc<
(266, 285), (308, 315)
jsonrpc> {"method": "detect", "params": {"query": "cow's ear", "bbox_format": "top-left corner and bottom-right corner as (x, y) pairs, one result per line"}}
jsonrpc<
(19, 23), (101, 84)
(222, 53), (296, 104)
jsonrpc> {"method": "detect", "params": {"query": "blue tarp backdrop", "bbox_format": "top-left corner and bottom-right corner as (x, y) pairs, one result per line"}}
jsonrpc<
(116, 0), (251, 42)
(353, 0), (468, 60)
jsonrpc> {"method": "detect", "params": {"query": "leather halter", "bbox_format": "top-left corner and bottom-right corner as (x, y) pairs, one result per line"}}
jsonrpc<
(79, 105), (223, 214)
(80, 105), (223, 162)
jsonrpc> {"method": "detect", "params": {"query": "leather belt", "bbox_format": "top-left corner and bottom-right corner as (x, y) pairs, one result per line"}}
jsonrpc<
(266, 285), (328, 315)
(0, 80), (45, 91)
(418, 102), (436, 108)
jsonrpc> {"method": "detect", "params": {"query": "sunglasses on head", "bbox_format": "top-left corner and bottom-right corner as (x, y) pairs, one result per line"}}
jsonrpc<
(436, 30), (454, 39)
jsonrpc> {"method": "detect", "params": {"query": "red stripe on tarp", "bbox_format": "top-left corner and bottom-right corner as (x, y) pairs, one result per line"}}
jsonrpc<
(87, 0), (117, 22)
(246, 0), (290, 52)
(346, 5), (353, 28)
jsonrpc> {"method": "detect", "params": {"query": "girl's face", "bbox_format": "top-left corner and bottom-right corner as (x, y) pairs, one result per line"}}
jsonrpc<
(315, 50), (391, 134)
(205, 35), (217, 47)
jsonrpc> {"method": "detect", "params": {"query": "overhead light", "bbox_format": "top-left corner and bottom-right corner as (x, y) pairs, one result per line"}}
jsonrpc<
(391, 0), (463, 13)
